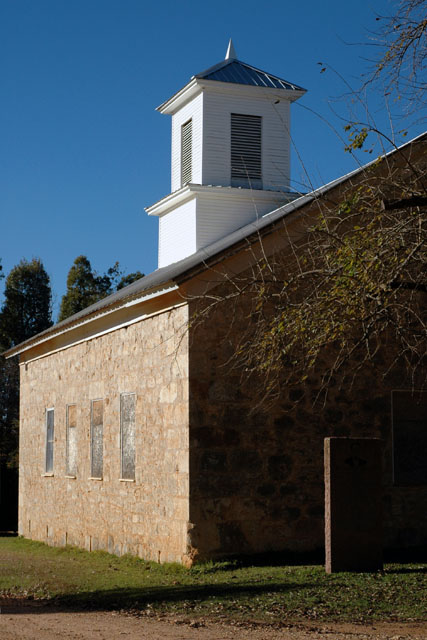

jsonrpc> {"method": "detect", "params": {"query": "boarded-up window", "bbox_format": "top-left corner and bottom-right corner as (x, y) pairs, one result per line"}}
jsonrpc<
(90, 399), (103, 479)
(66, 404), (77, 477)
(120, 393), (136, 480)
(45, 408), (54, 473)
(392, 390), (427, 486)
(231, 113), (262, 187)
(181, 119), (192, 186)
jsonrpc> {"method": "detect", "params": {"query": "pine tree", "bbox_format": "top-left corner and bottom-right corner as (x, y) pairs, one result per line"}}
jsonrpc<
(58, 256), (144, 322)
(58, 256), (103, 322)
(0, 258), (52, 349)
(0, 258), (52, 527)
(116, 271), (144, 290)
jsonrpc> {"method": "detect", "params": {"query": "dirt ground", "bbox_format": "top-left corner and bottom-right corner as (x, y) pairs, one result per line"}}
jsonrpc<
(1, 599), (426, 640)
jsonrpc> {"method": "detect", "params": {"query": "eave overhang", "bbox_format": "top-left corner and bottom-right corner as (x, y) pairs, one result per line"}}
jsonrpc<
(157, 77), (305, 115)
(145, 183), (297, 217)
(3, 282), (179, 360)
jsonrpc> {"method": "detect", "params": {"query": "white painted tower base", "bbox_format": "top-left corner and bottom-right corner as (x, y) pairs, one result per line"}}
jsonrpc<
(147, 184), (295, 268)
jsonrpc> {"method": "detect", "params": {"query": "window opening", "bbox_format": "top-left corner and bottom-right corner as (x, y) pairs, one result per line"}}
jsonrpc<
(392, 390), (427, 485)
(231, 113), (262, 188)
(66, 404), (77, 477)
(90, 399), (103, 479)
(45, 408), (54, 473)
(181, 119), (192, 186)
(120, 393), (136, 480)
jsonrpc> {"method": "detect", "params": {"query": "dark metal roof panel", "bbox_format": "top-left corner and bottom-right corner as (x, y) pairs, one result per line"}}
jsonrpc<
(195, 59), (305, 92)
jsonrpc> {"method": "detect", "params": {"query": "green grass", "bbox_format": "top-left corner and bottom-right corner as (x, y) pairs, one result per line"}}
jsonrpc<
(0, 536), (426, 623)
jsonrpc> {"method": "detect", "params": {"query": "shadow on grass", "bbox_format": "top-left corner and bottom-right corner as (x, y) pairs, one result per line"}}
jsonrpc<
(217, 549), (325, 568)
(384, 566), (427, 575)
(2, 579), (316, 615)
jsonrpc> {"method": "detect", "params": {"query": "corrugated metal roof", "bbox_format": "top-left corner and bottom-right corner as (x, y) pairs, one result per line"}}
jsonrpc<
(194, 58), (306, 92)
(4, 131), (425, 358)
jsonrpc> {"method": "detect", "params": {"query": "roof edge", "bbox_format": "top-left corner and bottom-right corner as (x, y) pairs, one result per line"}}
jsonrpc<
(157, 60), (306, 114)
(5, 131), (425, 360)
(194, 57), (306, 92)
(3, 281), (178, 360)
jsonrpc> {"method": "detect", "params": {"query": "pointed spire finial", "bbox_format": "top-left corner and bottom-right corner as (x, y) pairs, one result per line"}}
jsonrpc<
(225, 38), (237, 60)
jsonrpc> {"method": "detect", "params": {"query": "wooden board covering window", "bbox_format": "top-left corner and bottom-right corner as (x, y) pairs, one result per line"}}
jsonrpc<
(90, 400), (103, 479)
(66, 404), (77, 477)
(120, 393), (136, 480)
(45, 409), (54, 473)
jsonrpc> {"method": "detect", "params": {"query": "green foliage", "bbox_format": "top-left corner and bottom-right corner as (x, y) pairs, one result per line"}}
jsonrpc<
(0, 258), (52, 471)
(58, 255), (109, 322)
(0, 537), (426, 622)
(229, 142), (427, 404)
(0, 357), (19, 470)
(344, 126), (369, 152)
(117, 271), (144, 290)
(58, 256), (144, 322)
(0, 258), (52, 349)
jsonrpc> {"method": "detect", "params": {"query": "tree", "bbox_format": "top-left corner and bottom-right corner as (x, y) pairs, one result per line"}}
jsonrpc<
(0, 258), (52, 349)
(367, 0), (427, 112)
(117, 271), (144, 290)
(191, 2), (427, 405)
(59, 255), (114, 322)
(192, 136), (426, 406)
(0, 355), (19, 469)
(58, 256), (144, 322)
(0, 258), (52, 478)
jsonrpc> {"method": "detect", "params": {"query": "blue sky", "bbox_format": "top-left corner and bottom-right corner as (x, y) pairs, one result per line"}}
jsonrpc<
(1, 0), (424, 318)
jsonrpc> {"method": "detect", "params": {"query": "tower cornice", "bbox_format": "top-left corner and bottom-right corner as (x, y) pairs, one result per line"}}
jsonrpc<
(146, 183), (296, 218)
(157, 77), (305, 115)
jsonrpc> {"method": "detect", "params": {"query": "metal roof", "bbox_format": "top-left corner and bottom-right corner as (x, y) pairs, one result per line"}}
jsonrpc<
(194, 58), (306, 92)
(4, 131), (425, 359)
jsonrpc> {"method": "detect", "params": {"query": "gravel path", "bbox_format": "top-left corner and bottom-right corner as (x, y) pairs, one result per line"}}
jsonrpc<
(1, 599), (426, 640)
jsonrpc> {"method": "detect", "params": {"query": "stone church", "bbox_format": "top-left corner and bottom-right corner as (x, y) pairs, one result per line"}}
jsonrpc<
(5, 43), (426, 564)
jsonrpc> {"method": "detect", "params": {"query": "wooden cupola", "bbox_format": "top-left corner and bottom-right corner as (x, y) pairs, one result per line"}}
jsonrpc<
(146, 41), (306, 268)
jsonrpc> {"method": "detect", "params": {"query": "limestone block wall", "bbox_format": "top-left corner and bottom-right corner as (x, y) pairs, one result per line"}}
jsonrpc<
(19, 305), (190, 563)
(187, 294), (427, 561)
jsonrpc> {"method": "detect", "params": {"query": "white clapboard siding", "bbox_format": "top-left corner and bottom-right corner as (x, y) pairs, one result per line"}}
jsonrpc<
(171, 93), (203, 192)
(196, 191), (288, 250)
(151, 74), (297, 267)
(202, 91), (290, 190)
(158, 199), (197, 268)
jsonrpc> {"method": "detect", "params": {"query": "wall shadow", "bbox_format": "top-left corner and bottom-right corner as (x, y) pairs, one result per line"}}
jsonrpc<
(1, 579), (316, 615)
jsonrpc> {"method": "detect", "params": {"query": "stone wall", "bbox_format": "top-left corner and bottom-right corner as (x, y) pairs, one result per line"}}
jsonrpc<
(187, 292), (427, 561)
(19, 305), (190, 563)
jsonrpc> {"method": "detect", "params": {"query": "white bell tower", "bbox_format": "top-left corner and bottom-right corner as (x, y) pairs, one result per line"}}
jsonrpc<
(146, 41), (306, 268)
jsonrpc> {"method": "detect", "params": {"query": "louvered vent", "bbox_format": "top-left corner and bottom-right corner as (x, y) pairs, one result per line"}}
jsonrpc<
(181, 119), (192, 186)
(231, 113), (262, 187)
